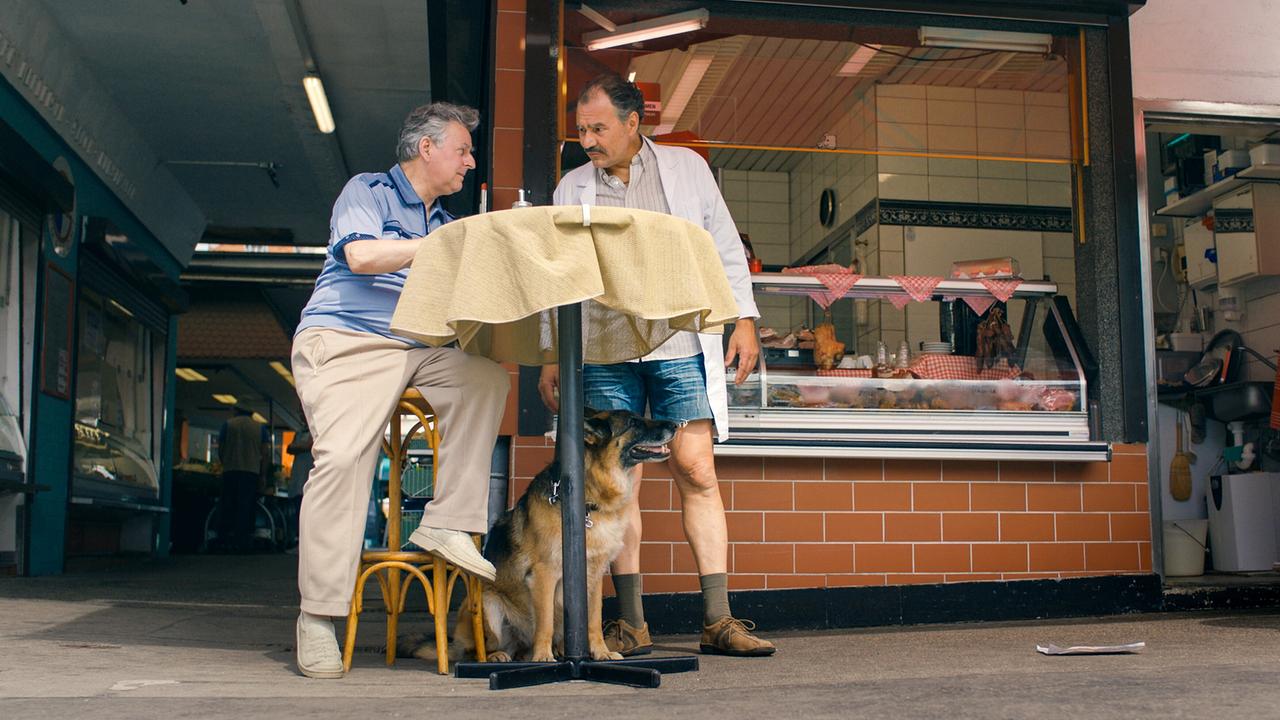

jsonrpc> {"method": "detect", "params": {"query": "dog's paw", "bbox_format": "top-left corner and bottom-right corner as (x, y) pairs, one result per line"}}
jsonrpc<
(485, 651), (512, 663)
(530, 647), (557, 663)
(590, 647), (623, 661)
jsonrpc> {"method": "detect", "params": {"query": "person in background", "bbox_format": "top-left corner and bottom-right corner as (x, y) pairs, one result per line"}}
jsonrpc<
(540, 74), (774, 658)
(217, 406), (269, 553)
(290, 101), (509, 679)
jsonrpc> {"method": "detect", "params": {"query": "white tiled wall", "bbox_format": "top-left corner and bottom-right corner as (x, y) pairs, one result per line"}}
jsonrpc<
(788, 91), (878, 263)
(872, 83), (1078, 339)
(721, 168), (792, 331)
(720, 168), (790, 266)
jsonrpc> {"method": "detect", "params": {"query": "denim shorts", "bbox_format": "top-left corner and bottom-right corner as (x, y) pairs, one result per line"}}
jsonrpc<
(582, 355), (713, 424)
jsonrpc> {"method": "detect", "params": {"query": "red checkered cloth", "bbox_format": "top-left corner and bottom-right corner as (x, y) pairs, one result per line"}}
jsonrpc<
(783, 264), (862, 309)
(909, 354), (1020, 381)
(888, 275), (944, 309)
(979, 278), (1023, 302)
(964, 296), (997, 316)
(815, 368), (874, 378)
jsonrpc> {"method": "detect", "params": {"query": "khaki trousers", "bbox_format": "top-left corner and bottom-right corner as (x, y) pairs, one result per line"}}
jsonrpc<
(292, 327), (509, 616)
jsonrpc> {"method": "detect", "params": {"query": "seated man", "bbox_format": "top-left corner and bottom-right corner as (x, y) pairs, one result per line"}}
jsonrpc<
(291, 102), (510, 678)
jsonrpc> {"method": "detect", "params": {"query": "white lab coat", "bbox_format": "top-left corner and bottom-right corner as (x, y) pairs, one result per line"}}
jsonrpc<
(553, 138), (759, 442)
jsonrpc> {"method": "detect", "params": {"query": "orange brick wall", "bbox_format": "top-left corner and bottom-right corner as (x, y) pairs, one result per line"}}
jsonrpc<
(491, 0), (526, 214)
(491, 0), (526, 438)
(507, 437), (1151, 592)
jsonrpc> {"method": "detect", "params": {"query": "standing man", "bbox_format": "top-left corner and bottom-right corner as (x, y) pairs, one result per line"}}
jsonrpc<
(539, 75), (774, 657)
(216, 406), (269, 552)
(291, 102), (510, 678)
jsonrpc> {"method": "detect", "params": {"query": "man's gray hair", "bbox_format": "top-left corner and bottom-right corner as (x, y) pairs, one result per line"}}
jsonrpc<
(396, 101), (480, 161)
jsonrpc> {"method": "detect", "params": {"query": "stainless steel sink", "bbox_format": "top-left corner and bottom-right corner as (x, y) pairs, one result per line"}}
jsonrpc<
(1196, 381), (1274, 423)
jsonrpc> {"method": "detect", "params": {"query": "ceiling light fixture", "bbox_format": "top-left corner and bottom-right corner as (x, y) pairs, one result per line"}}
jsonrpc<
(583, 9), (709, 52)
(302, 74), (336, 133)
(836, 44), (880, 77)
(213, 394), (238, 405)
(269, 360), (296, 387)
(176, 368), (209, 382)
(251, 412), (268, 424)
(918, 26), (1052, 54)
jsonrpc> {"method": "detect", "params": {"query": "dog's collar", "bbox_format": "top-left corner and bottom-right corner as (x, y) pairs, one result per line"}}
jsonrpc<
(548, 480), (599, 528)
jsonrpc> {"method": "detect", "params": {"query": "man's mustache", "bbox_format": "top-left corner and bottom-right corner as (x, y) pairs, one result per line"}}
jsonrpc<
(585, 148), (603, 155)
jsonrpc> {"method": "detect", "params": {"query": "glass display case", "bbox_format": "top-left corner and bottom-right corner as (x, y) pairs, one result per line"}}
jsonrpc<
(720, 275), (1108, 461)
(71, 286), (162, 501)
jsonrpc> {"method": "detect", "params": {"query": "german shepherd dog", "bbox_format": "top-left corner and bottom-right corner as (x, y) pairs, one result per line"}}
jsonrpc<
(450, 409), (678, 663)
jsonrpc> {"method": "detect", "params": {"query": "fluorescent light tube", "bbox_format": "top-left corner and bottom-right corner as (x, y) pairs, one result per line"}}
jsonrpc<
(176, 368), (209, 382)
(302, 74), (336, 134)
(584, 9), (709, 52)
(918, 26), (1051, 54)
(269, 360), (295, 387)
(213, 394), (238, 405)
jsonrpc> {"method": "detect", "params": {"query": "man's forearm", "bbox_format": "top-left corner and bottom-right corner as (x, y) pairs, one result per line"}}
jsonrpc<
(343, 238), (422, 274)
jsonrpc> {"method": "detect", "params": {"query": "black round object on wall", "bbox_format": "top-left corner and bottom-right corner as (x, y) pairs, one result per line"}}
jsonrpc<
(819, 188), (837, 228)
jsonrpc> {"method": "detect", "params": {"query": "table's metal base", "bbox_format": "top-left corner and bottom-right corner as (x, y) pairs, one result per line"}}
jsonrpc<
(455, 655), (698, 690)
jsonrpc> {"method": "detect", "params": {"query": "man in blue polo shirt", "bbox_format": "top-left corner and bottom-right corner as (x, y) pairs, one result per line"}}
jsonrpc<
(290, 102), (509, 679)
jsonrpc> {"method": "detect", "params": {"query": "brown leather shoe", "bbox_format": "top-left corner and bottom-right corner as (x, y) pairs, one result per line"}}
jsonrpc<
(603, 618), (653, 657)
(700, 617), (776, 657)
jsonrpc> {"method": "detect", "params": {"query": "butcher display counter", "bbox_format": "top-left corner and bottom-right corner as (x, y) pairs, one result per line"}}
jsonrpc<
(718, 274), (1108, 461)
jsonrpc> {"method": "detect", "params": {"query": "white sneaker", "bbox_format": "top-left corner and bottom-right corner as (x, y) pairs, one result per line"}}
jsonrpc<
(296, 612), (344, 679)
(409, 526), (496, 582)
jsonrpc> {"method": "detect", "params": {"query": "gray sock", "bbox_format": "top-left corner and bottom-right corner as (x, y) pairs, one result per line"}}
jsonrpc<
(612, 573), (645, 627)
(699, 573), (731, 625)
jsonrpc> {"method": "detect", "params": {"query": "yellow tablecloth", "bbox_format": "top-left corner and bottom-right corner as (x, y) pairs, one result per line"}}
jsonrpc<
(389, 205), (739, 365)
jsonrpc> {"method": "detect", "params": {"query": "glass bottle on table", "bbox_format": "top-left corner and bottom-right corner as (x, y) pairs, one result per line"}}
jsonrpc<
(873, 341), (893, 378)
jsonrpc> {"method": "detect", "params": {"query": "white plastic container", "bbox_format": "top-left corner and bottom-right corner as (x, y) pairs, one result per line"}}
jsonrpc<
(1163, 519), (1208, 577)
(1217, 149), (1251, 176)
(1250, 143), (1280, 168)
(1207, 472), (1280, 572)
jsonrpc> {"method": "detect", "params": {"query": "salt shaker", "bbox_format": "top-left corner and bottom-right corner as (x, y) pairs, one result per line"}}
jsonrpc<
(897, 339), (911, 369)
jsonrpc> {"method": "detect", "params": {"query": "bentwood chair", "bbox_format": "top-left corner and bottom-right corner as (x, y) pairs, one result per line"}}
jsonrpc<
(341, 389), (486, 674)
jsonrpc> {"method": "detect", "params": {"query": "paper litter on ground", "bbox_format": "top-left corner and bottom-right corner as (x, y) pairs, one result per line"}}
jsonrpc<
(1036, 642), (1145, 656)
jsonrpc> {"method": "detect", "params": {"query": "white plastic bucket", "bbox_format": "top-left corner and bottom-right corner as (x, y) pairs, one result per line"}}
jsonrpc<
(1163, 519), (1209, 577)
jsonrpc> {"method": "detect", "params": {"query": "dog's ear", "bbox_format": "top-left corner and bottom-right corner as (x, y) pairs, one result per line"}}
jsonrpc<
(583, 414), (612, 446)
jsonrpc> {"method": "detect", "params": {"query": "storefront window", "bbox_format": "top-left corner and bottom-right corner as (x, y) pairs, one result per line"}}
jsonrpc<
(72, 286), (161, 498)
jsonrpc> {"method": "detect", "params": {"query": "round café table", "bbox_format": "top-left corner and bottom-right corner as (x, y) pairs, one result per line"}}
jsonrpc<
(389, 205), (739, 689)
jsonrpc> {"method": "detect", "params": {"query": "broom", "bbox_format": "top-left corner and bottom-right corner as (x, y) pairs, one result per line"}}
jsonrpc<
(1170, 412), (1192, 502)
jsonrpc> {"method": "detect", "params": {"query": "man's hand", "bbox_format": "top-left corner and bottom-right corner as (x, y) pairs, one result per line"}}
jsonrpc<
(537, 364), (560, 413)
(724, 318), (760, 385)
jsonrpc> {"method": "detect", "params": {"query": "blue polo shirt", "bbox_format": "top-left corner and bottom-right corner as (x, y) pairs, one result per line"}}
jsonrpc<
(297, 164), (452, 344)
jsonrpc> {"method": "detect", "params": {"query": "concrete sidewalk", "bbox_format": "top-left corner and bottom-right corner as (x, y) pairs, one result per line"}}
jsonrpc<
(1, 554), (1278, 719)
